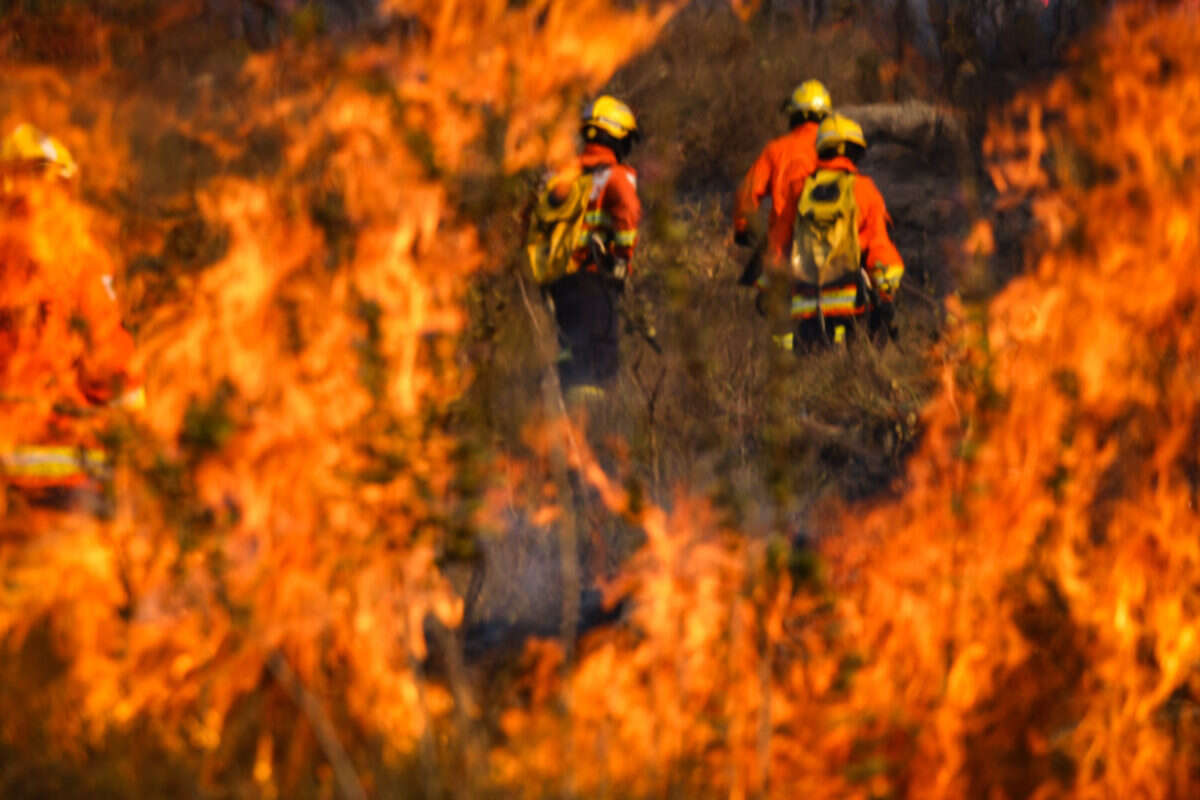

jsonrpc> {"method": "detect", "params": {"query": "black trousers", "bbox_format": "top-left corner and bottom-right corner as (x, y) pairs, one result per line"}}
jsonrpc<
(547, 271), (620, 390)
(794, 303), (895, 352)
(794, 314), (862, 350)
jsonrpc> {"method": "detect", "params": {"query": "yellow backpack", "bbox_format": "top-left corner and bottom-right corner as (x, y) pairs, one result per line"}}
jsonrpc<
(790, 169), (861, 287)
(525, 171), (594, 285)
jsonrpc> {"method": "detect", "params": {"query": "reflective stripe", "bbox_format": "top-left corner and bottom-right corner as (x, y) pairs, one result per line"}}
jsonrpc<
(791, 285), (862, 319)
(566, 384), (606, 404)
(584, 210), (612, 226)
(2, 445), (108, 479)
(593, 114), (631, 136)
(588, 167), (612, 200)
(613, 229), (637, 247)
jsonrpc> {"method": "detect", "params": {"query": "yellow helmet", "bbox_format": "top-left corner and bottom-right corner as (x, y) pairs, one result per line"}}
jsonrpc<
(781, 80), (832, 118)
(816, 112), (866, 156)
(0, 123), (78, 180)
(582, 95), (639, 142)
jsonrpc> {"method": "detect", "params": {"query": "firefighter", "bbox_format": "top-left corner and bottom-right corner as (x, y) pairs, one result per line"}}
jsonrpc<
(0, 123), (144, 511)
(540, 95), (643, 403)
(775, 112), (904, 349)
(733, 79), (832, 283)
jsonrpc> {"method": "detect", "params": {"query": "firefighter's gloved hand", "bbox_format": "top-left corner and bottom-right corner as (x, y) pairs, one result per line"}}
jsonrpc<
(611, 259), (629, 282)
(734, 229), (754, 248)
(872, 264), (903, 297)
(871, 299), (899, 342)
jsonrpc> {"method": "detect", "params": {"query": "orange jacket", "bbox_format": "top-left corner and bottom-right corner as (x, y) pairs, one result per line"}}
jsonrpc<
(0, 185), (143, 488)
(549, 143), (642, 276)
(733, 122), (820, 261)
(772, 156), (905, 319)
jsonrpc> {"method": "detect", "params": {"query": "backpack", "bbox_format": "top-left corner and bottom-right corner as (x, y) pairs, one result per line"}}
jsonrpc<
(525, 171), (595, 285)
(790, 169), (861, 288)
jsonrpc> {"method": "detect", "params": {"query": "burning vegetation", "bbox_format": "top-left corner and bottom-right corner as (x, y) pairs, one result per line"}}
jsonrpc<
(2, 0), (1200, 798)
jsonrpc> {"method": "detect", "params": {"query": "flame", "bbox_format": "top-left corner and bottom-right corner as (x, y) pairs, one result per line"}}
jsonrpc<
(7, 0), (1200, 797)
(0, 0), (681, 786)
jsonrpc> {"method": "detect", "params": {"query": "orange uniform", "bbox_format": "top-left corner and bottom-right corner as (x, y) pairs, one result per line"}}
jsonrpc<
(0, 182), (143, 490)
(543, 142), (642, 391)
(733, 122), (820, 262)
(773, 155), (904, 320)
(550, 143), (642, 275)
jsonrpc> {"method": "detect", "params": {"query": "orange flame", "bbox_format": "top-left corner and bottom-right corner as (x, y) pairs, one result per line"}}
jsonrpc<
(8, 1), (1200, 797)
(0, 0), (682, 787)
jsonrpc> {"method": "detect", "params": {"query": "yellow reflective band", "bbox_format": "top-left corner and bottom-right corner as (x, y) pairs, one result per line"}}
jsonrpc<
(566, 384), (606, 405)
(613, 230), (637, 246)
(791, 286), (861, 318)
(584, 211), (612, 226)
(833, 324), (846, 344)
(2, 446), (108, 479)
(593, 114), (632, 136)
(772, 332), (794, 350)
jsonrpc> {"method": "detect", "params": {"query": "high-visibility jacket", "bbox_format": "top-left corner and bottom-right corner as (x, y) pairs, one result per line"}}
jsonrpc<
(546, 143), (642, 276)
(0, 182), (143, 489)
(733, 122), (820, 262)
(770, 155), (905, 320)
